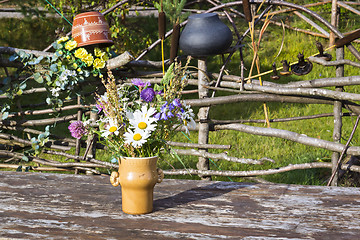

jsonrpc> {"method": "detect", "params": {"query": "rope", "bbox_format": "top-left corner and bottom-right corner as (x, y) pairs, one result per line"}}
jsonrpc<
(44, 0), (73, 26)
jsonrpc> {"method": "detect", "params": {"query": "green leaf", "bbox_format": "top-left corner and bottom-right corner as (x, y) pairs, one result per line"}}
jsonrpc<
(8, 54), (18, 62)
(1, 112), (9, 120)
(16, 89), (23, 95)
(19, 82), (27, 90)
(33, 72), (43, 83)
(45, 74), (51, 82)
(50, 64), (58, 72)
(22, 155), (29, 162)
(162, 63), (174, 85)
(18, 50), (27, 59)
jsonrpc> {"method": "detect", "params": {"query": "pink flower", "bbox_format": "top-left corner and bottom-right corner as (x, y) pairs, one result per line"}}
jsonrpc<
(68, 121), (87, 139)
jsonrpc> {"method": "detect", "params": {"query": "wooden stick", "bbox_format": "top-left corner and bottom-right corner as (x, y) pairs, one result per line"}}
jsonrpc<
(173, 149), (267, 165)
(0, 134), (71, 151)
(244, 83), (360, 102)
(6, 104), (91, 118)
(327, 114), (360, 186)
(163, 162), (360, 176)
(167, 141), (231, 149)
(0, 113), (79, 127)
(211, 112), (354, 124)
(214, 123), (360, 155)
(293, 11), (329, 37)
(337, 1), (360, 16)
(309, 56), (360, 68)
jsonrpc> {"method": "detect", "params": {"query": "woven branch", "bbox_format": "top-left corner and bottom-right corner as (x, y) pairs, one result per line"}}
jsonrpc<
(244, 83), (360, 102)
(309, 56), (360, 68)
(214, 123), (360, 155)
(167, 141), (231, 149)
(7, 104), (91, 118)
(162, 162), (360, 176)
(0, 113), (79, 127)
(0, 133), (71, 151)
(184, 93), (334, 107)
(173, 149), (268, 165)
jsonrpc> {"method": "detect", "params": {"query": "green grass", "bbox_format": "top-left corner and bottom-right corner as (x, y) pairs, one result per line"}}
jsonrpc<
(1, 4), (360, 186)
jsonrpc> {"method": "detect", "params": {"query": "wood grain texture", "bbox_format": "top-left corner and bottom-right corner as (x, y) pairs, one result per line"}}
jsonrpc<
(1, 171), (360, 239)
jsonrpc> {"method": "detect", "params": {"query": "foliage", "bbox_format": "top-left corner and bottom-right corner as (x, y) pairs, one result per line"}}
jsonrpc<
(154, 0), (189, 24)
(69, 60), (196, 159)
(13, 36), (111, 109)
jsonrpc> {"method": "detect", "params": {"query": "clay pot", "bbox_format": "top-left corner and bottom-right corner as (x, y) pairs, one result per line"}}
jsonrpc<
(179, 12), (233, 57)
(72, 11), (113, 47)
(110, 156), (164, 215)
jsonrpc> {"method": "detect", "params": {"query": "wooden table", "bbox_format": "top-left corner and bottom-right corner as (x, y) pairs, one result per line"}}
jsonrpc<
(1, 171), (360, 239)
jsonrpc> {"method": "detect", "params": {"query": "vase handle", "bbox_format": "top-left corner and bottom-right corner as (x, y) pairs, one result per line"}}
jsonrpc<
(157, 168), (164, 183)
(110, 171), (120, 187)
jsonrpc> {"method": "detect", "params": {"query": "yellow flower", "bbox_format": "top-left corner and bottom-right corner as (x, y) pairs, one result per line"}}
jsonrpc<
(94, 47), (103, 57)
(77, 68), (82, 72)
(66, 55), (71, 60)
(65, 40), (78, 51)
(74, 48), (88, 59)
(83, 53), (94, 66)
(73, 63), (78, 68)
(57, 36), (69, 44)
(93, 58), (106, 69)
(100, 53), (109, 61)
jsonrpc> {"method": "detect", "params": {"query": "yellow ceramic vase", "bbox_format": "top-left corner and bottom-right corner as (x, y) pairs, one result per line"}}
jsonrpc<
(110, 156), (164, 215)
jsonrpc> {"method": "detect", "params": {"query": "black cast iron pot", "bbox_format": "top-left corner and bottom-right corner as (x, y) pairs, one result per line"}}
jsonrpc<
(179, 13), (233, 57)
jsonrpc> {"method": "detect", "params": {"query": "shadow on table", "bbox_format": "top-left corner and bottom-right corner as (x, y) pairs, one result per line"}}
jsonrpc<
(153, 181), (255, 212)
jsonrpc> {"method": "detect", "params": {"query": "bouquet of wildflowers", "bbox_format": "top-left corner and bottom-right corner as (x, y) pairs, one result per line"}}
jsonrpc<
(68, 60), (196, 158)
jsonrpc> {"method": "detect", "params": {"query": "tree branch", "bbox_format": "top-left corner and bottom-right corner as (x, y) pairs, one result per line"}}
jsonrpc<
(173, 148), (271, 165)
(163, 162), (360, 176)
(214, 123), (360, 155)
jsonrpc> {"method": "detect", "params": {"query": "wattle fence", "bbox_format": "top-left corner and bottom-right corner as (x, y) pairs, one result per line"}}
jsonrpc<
(1, 0), (360, 186)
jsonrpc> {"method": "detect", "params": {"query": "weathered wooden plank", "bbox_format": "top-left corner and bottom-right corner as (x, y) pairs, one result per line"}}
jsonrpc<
(1, 171), (360, 239)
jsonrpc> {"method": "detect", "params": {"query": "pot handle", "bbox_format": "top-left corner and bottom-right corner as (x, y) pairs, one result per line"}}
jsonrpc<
(110, 171), (120, 187)
(157, 168), (164, 183)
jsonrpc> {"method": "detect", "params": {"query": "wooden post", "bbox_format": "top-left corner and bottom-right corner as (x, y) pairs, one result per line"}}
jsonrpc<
(197, 58), (211, 180)
(86, 111), (98, 159)
(329, 0), (339, 47)
(75, 95), (82, 174)
(330, 46), (344, 186)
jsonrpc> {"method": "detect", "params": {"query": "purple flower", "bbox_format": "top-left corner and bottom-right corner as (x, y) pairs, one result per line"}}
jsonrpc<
(172, 98), (182, 108)
(140, 88), (155, 102)
(132, 78), (150, 88)
(96, 103), (103, 113)
(167, 111), (174, 118)
(160, 112), (168, 120)
(160, 102), (168, 111)
(68, 121), (87, 139)
(168, 103), (175, 111)
(155, 90), (163, 95)
(154, 112), (161, 119)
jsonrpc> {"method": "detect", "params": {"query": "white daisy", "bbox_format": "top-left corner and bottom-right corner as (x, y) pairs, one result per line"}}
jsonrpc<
(129, 106), (158, 132)
(124, 129), (150, 148)
(101, 118), (120, 137)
